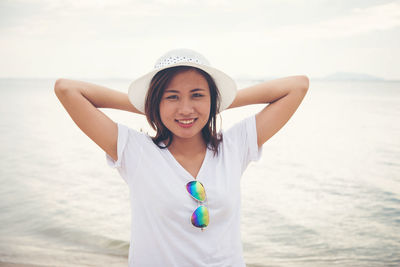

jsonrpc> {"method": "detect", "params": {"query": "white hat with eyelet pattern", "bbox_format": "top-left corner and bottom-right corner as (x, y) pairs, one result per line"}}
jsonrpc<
(128, 48), (237, 113)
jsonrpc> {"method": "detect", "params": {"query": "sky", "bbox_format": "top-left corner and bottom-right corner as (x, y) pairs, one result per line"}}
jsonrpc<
(0, 0), (399, 80)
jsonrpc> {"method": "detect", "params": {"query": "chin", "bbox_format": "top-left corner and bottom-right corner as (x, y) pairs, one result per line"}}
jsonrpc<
(173, 131), (202, 140)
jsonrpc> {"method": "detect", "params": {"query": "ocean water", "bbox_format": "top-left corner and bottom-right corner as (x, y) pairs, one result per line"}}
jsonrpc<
(0, 78), (399, 266)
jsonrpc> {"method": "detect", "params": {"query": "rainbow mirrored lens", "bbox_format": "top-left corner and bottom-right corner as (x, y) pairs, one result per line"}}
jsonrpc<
(191, 205), (209, 228)
(186, 181), (206, 202)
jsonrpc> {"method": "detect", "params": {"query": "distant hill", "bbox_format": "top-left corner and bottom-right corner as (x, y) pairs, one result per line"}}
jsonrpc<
(317, 72), (385, 81)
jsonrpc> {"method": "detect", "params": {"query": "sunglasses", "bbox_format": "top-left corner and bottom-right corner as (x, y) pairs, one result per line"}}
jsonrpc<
(186, 180), (209, 230)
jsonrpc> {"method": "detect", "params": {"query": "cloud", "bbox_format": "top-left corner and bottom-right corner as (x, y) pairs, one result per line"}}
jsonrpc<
(9, 0), (400, 42)
(1, 0), (399, 79)
(0, 0), (241, 40)
(260, 1), (400, 41)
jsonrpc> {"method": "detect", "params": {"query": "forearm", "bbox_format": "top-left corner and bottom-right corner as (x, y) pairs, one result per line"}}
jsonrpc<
(228, 75), (309, 109)
(54, 78), (143, 114)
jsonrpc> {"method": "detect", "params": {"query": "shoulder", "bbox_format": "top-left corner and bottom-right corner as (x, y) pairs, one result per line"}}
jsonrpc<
(116, 122), (154, 147)
(222, 115), (257, 141)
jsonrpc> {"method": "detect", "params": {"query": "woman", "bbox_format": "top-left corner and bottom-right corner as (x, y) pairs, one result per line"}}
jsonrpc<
(54, 48), (309, 266)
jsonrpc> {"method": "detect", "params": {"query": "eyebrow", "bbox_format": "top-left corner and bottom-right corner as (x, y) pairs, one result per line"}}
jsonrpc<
(164, 88), (206, 93)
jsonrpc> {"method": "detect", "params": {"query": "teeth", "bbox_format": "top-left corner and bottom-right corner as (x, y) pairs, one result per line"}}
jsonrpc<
(178, 119), (195, 124)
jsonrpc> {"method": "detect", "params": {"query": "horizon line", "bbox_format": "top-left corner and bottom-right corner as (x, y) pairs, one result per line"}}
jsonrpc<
(1, 76), (400, 82)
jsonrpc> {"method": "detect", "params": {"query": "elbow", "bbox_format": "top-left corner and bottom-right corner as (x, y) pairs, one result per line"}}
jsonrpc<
(54, 78), (66, 90)
(297, 75), (309, 92)
(54, 78), (63, 92)
(54, 78), (70, 96)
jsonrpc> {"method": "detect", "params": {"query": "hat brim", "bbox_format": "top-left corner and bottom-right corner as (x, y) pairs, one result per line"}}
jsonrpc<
(128, 62), (237, 114)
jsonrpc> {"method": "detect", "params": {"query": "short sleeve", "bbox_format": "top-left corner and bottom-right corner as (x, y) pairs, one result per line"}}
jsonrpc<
(105, 123), (144, 185)
(106, 123), (129, 169)
(224, 115), (263, 172)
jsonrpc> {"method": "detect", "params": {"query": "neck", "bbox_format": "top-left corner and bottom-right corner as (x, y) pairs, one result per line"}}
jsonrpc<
(168, 135), (207, 156)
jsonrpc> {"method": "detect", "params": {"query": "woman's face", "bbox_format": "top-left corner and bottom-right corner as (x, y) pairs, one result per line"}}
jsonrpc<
(159, 69), (211, 142)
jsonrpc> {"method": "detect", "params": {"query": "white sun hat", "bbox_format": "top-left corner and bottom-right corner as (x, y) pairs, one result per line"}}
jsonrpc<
(128, 48), (237, 113)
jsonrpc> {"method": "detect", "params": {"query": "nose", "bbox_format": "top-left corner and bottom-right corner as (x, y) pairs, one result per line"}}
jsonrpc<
(178, 98), (194, 115)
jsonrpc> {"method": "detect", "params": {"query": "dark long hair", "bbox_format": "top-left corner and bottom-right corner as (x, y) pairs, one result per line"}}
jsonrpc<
(144, 66), (222, 155)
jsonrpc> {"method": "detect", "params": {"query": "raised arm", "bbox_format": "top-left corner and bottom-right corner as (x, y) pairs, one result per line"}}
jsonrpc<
(228, 75), (309, 147)
(54, 78), (143, 161)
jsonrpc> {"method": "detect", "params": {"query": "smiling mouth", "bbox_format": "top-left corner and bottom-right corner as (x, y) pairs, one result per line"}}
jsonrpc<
(176, 119), (195, 124)
(175, 118), (197, 127)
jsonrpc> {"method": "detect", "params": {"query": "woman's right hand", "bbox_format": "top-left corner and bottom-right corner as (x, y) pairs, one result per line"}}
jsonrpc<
(54, 78), (143, 161)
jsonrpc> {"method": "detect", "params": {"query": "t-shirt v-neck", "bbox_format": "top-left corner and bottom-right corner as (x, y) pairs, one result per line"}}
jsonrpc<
(106, 115), (263, 267)
(161, 143), (211, 180)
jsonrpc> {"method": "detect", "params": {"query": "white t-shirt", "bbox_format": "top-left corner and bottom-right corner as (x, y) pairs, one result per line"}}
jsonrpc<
(106, 115), (262, 267)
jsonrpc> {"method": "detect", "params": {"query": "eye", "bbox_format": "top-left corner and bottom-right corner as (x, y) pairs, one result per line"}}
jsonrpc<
(165, 95), (178, 100)
(192, 93), (204, 98)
